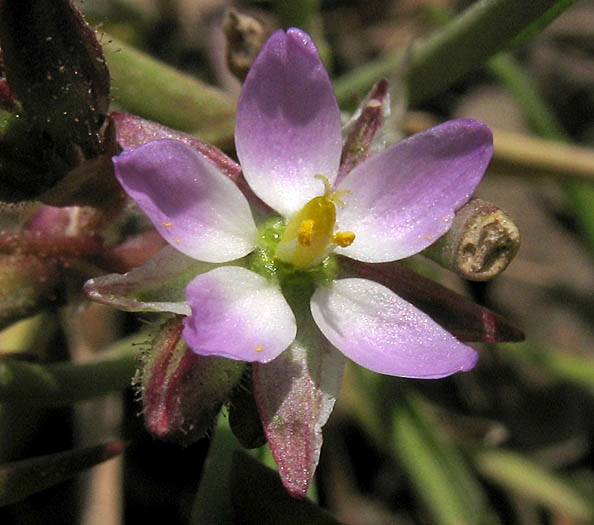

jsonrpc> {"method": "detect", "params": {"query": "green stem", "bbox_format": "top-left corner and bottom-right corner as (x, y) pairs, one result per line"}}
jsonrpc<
(334, 0), (576, 105)
(103, 35), (235, 145)
(0, 332), (145, 406)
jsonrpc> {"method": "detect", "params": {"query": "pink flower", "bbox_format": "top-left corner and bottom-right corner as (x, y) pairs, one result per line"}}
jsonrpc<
(111, 28), (494, 496)
(113, 28), (492, 379)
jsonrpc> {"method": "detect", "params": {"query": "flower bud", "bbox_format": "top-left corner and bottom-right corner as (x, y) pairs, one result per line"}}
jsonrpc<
(142, 316), (246, 445)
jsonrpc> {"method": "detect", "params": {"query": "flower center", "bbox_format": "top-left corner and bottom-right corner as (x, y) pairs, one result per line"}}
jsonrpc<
(275, 175), (355, 269)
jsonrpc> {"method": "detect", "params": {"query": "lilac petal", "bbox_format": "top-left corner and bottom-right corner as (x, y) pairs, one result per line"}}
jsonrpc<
(114, 139), (257, 263)
(182, 267), (296, 362)
(253, 322), (345, 498)
(339, 257), (525, 343)
(112, 112), (275, 219)
(235, 28), (342, 218)
(0, 442), (125, 507)
(336, 120), (493, 262)
(311, 278), (478, 378)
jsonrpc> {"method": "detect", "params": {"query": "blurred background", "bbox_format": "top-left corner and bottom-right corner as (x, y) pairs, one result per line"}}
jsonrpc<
(1, 0), (593, 523)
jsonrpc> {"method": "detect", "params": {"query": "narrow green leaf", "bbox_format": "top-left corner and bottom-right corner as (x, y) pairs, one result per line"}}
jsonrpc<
(0, 442), (125, 506)
(474, 449), (593, 520)
(334, 0), (577, 105)
(508, 0), (579, 49)
(103, 35), (235, 144)
(0, 332), (144, 406)
(498, 342), (594, 388)
(487, 55), (564, 140)
(391, 392), (496, 525)
(230, 450), (340, 525)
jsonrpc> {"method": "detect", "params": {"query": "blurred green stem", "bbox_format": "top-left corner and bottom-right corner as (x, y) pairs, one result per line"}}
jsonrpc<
(103, 35), (235, 145)
(391, 390), (496, 525)
(488, 55), (564, 139)
(334, 0), (576, 104)
(0, 332), (145, 406)
(473, 448), (593, 520)
(498, 342), (594, 388)
(340, 364), (390, 447)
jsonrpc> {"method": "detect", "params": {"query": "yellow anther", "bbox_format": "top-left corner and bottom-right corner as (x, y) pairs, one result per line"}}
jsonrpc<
(174, 236), (180, 243)
(332, 231), (356, 247)
(275, 175), (356, 269)
(163, 221), (173, 228)
(297, 219), (315, 246)
(255, 345), (263, 352)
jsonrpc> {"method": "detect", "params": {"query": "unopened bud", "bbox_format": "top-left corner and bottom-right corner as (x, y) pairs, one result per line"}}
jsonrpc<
(141, 316), (246, 445)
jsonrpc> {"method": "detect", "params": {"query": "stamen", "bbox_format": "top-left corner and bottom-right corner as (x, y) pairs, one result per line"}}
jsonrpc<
(333, 231), (355, 247)
(275, 174), (356, 269)
(163, 221), (173, 228)
(314, 174), (351, 208)
(329, 189), (351, 209)
(297, 219), (315, 246)
(255, 345), (263, 352)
